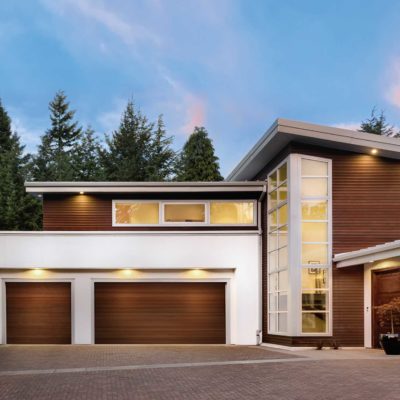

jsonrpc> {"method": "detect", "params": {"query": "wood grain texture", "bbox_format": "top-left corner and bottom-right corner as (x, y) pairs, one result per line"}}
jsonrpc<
(258, 143), (384, 346)
(372, 268), (400, 347)
(6, 282), (71, 344)
(43, 193), (260, 231)
(94, 282), (226, 344)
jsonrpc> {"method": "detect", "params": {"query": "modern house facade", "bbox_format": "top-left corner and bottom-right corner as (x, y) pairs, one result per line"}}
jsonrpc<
(1, 119), (400, 347)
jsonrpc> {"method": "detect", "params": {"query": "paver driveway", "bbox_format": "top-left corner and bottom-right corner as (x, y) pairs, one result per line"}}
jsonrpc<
(0, 345), (399, 400)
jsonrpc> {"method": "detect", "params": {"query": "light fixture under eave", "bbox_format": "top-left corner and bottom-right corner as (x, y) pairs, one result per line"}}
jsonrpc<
(32, 268), (44, 276)
(371, 149), (378, 155)
(79, 191), (85, 195)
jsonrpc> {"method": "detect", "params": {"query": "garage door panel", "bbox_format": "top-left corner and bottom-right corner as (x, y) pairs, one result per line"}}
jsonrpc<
(95, 282), (226, 344)
(6, 282), (72, 344)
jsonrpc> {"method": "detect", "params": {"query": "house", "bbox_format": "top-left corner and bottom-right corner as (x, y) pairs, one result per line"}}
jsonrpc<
(1, 118), (400, 347)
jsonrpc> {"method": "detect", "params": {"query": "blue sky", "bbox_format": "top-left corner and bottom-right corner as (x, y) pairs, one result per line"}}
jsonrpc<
(1, 1), (400, 176)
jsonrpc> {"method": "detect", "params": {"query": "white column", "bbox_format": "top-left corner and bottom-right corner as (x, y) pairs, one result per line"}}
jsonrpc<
(73, 276), (93, 344)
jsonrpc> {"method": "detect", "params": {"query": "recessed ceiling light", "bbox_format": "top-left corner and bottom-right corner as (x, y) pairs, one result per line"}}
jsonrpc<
(79, 191), (84, 195)
(371, 149), (378, 155)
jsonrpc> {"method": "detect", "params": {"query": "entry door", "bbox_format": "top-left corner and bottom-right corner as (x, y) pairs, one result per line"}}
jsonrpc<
(95, 282), (226, 344)
(372, 268), (400, 347)
(6, 282), (72, 344)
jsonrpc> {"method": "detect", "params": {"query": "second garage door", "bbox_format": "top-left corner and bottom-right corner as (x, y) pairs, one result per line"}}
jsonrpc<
(95, 282), (226, 344)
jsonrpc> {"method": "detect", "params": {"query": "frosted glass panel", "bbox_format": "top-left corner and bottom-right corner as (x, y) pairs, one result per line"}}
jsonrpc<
(302, 244), (328, 265)
(278, 230), (288, 248)
(301, 268), (328, 289)
(269, 313), (277, 333)
(302, 159), (328, 176)
(301, 178), (328, 197)
(278, 293), (288, 311)
(278, 270), (288, 291)
(269, 251), (278, 272)
(268, 272), (278, 292)
(278, 163), (287, 183)
(278, 247), (288, 269)
(268, 190), (277, 210)
(278, 313), (287, 332)
(302, 313), (328, 333)
(115, 202), (159, 224)
(302, 222), (328, 242)
(302, 201), (327, 220)
(269, 211), (277, 231)
(278, 204), (288, 226)
(269, 294), (277, 311)
(269, 231), (278, 251)
(210, 202), (254, 224)
(269, 171), (277, 190)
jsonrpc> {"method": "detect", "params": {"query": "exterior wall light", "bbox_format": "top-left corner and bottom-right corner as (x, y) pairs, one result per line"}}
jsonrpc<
(79, 191), (85, 195)
(371, 149), (378, 155)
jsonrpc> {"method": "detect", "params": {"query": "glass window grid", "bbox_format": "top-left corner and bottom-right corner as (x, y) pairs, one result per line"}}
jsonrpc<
(112, 200), (257, 227)
(267, 161), (289, 334)
(300, 158), (330, 334)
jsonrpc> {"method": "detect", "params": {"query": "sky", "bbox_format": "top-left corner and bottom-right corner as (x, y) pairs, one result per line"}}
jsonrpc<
(1, 1), (400, 176)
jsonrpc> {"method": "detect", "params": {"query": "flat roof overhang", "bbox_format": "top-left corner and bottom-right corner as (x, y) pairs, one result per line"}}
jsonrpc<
(227, 119), (400, 181)
(25, 181), (266, 194)
(333, 240), (400, 268)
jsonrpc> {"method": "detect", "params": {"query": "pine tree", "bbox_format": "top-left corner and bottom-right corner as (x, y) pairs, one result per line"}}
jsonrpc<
(360, 108), (399, 137)
(101, 101), (153, 181)
(73, 126), (104, 181)
(176, 126), (223, 181)
(146, 115), (176, 181)
(0, 99), (41, 230)
(33, 91), (82, 180)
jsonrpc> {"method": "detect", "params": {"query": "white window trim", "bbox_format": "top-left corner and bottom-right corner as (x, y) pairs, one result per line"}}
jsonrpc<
(266, 157), (290, 336)
(293, 154), (333, 337)
(112, 199), (258, 227)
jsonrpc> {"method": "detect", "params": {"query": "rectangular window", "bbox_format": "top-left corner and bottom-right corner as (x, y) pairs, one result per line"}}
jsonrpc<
(113, 200), (257, 226)
(210, 201), (255, 225)
(114, 202), (159, 225)
(300, 157), (330, 334)
(267, 160), (289, 334)
(164, 203), (205, 223)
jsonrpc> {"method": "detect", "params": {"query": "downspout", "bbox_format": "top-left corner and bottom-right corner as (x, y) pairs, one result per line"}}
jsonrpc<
(256, 183), (267, 345)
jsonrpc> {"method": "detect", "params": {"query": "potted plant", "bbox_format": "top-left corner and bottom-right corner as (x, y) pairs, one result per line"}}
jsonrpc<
(375, 297), (400, 355)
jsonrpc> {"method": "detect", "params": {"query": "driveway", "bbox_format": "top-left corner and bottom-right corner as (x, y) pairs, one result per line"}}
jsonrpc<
(0, 345), (399, 400)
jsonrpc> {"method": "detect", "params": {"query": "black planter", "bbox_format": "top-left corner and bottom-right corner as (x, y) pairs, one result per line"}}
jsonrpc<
(380, 334), (400, 355)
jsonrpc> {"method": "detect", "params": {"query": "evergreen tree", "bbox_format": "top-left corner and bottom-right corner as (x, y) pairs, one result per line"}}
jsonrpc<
(146, 115), (176, 181)
(0, 100), (41, 230)
(73, 126), (104, 181)
(176, 126), (223, 181)
(101, 101), (153, 181)
(359, 108), (399, 137)
(33, 91), (82, 180)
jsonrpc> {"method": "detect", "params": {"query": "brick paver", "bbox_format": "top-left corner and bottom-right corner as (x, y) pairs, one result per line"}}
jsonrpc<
(0, 346), (399, 400)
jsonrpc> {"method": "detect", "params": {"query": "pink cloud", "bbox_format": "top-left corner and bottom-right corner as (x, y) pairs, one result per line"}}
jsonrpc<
(385, 58), (400, 108)
(182, 97), (206, 135)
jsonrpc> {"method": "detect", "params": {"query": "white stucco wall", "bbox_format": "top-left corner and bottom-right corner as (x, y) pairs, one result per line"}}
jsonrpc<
(0, 232), (261, 345)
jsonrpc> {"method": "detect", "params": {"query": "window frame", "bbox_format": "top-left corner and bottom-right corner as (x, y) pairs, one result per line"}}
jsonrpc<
(112, 199), (258, 227)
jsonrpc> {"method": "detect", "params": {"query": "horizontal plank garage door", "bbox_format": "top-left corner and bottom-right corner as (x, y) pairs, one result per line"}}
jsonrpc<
(6, 282), (71, 344)
(95, 282), (226, 344)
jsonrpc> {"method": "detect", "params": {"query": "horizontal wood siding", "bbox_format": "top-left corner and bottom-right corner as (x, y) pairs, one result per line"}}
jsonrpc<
(43, 192), (260, 231)
(95, 282), (226, 344)
(259, 143), (400, 346)
(6, 282), (71, 344)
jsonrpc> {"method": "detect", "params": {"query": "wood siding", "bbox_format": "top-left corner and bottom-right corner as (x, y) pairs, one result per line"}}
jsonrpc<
(43, 192), (260, 231)
(259, 143), (400, 346)
(94, 282), (226, 344)
(6, 282), (71, 344)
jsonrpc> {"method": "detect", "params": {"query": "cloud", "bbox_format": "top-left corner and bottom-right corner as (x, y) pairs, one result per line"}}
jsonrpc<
(385, 58), (400, 108)
(161, 72), (206, 135)
(333, 122), (360, 131)
(97, 98), (126, 133)
(9, 113), (44, 153)
(41, 0), (161, 47)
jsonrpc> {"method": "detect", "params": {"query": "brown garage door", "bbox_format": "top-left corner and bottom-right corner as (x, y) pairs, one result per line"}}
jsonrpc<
(6, 282), (71, 344)
(95, 282), (226, 344)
